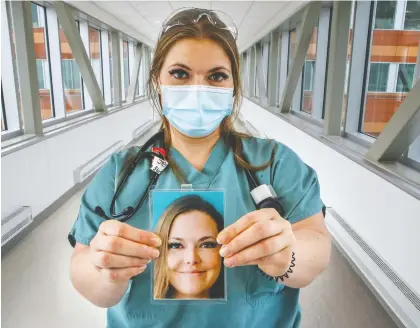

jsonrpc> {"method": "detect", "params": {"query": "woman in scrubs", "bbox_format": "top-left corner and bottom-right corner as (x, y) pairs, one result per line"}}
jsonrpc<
(153, 194), (224, 300)
(68, 7), (331, 328)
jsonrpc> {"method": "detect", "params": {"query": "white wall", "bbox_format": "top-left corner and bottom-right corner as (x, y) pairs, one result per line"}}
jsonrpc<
(240, 99), (420, 295)
(1, 101), (153, 219)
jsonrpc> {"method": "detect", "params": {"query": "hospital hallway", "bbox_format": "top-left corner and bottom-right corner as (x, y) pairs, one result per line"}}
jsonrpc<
(1, 1), (419, 328)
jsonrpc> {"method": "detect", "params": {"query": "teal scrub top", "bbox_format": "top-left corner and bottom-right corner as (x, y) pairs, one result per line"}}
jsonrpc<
(68, 135), (324, 328)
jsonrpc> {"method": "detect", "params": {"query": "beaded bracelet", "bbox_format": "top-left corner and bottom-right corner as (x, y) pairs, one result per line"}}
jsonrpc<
(259, 252), (296, 283)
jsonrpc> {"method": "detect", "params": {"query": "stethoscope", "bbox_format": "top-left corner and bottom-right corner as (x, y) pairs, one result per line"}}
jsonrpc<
(95, 130), (285, 223)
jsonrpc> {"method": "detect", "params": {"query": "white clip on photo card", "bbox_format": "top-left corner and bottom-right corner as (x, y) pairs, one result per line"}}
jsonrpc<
(149, 188), (227, 305)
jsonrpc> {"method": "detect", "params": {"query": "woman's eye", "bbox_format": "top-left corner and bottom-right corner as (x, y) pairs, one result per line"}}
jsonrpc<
(169, 69), (189, 79)
(201, 242), (218, 249)
(209, 72), (229, 82)
(168, 242), (183, 249)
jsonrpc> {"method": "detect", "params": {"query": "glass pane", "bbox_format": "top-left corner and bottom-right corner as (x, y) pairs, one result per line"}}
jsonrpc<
(361, 2), (420, 137)
(407, 136), (420, 166)
(5, 3), (23, 129)
(89, 27), (103, 95)
(374, 1), (396, 29)
(302, 27), (318, 114)
(404, 0), (420, 30)
(396, 63), (415, 92)
(341, 2), (355, 125)
(123, 41), (129, 98)
(59, 24), (83, 114)
(368, 63), (389, 91)
(109, 32), (113, 105)
(138, 50), (145, 96)
(31, 3), (53, 120)
(1, 83), (7, 131)
(135, 46), (140, 97)
(255, 45), (260, 98)
(263, 41), (270, 98)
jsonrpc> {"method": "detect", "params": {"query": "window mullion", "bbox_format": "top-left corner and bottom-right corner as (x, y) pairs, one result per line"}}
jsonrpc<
(10, 1), (43, 135)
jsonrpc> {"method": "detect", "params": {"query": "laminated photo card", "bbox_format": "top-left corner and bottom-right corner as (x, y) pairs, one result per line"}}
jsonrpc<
(150, 189), (227, 304)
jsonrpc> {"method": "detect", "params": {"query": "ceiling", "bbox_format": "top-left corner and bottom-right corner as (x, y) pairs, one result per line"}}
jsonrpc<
(67, 1), (309, 52)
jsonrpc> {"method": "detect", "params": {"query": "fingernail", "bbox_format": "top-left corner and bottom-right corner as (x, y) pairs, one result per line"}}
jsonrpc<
(139, 265), (147, 270)
(151, 237), (161, 247)
(217, 234), (226, 244)
(152, 249), (160, 258)
(219, 245), (228, 257)
(224, 258), (234, 267)
(147, 259), (151, 264)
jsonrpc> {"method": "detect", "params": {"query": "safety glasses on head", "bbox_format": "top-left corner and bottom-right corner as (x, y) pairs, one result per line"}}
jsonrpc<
(158, 7), (238, 41)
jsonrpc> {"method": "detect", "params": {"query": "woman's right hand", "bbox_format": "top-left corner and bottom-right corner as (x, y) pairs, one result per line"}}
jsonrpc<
(89, 220), (161, 283)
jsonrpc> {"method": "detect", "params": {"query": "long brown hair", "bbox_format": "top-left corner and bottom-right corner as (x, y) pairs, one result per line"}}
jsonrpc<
(121, 8), (275, 182)
(153, 194), (225, 299)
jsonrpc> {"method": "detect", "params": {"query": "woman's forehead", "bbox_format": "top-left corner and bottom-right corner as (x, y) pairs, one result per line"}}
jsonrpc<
(169, 210), (219, 237)
(163, 38), (231, 71)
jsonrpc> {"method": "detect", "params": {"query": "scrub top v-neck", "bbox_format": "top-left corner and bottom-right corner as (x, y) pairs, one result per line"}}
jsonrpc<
(162, 138), (230, 188)
(68, 135), (324, 328)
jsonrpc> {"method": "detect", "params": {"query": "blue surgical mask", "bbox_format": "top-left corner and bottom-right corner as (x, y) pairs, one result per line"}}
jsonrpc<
(161, 85), (233, 138)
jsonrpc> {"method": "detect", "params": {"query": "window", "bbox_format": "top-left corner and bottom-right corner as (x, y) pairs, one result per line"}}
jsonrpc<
(368, 63), (389, 92)
(31, 2), (44, 28)
(135, 45), (141, 97)
(253, 45), (258, 97)
(35, 59), (51, 91)
(123, 40), (130, 98)
(301, 27), (318, 114)
(361, 1), (420, 137)
(374, 1), (396, 29)
(1, 0), (22, 133)
(407, 136), (420, 167)
(62, 60), (81, 89)
(396, 63), (415, 92)
(303, 61), (315, 91)
(89, 27), (103, 94)
(341, 2), (355, 125)
(404, 1), (420, 30)
(262, 41), (270, 98)
(1, 84), (7, 131)
(109, 33), (113, 105)
(31, 3), (54, 120)
(59, 24), (83, 113)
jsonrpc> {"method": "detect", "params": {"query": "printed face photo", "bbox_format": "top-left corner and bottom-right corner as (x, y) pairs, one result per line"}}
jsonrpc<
(151, 191), (225, 301)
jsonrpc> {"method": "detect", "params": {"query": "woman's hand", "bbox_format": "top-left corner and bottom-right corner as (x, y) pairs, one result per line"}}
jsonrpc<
(216, 208), (296, 277)
(89, 220), (161, 283)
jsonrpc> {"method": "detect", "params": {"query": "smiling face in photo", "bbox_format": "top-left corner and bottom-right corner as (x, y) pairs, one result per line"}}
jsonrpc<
(167, 210), (222, 299)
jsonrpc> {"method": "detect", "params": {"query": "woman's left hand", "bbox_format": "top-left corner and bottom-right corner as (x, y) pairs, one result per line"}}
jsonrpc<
(216, 208), (296, 277)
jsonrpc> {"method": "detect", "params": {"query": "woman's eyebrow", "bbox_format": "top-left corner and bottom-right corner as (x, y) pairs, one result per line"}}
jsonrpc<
(169, 236), (216, 242)
(198, 236), (216, 242)
(169, 63), (230, 73)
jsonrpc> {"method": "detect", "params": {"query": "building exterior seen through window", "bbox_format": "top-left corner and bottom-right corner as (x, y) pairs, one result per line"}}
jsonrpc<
(89, 27), (103, 95)
(302, 27), (318, 114)
(31, 3), (54, 120)
(362, 0), (420, 137)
